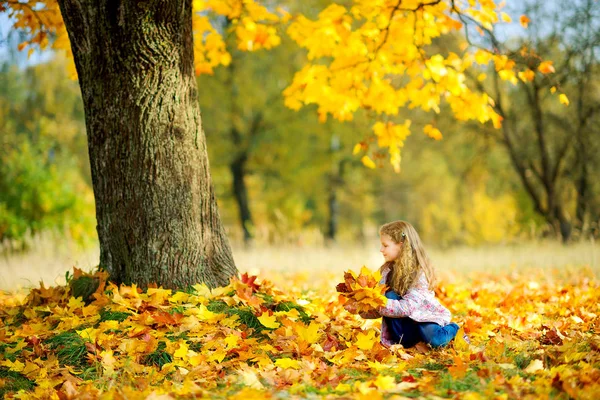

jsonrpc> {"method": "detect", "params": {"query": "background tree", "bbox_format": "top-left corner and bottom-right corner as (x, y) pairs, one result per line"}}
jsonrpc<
(467, 0), (600, 241)
(0, 56), (95, 249)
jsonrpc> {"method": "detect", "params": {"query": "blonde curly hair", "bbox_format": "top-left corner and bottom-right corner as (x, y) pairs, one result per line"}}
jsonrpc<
(379, 220), (436, 296)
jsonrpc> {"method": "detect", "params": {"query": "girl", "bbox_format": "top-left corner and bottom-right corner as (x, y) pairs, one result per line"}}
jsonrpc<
(362, 220), (462, 349)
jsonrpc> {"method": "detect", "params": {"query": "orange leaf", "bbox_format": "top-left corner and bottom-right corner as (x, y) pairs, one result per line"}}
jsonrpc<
(448, 356), (468, 379)
(538, 61), (555, 74)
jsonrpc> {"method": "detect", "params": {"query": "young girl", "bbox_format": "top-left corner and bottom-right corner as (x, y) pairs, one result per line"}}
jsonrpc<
(362, 220), (461, 349)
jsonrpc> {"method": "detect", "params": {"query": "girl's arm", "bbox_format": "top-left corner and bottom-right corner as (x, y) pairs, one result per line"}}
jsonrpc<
(379, 295), (414, 318)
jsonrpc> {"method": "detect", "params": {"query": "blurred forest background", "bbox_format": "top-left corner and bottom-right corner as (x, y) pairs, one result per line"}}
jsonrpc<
(1, 0), (599, 289)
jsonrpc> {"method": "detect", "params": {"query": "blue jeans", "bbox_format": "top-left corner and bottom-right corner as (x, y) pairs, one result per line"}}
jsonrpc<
(384, 291), (459, 348)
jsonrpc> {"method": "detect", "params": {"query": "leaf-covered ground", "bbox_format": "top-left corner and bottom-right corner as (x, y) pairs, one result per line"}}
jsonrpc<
(0, 266), (598, 399)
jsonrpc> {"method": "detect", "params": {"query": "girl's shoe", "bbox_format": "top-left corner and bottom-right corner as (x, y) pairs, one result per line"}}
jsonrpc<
(463, 333), (471, 344)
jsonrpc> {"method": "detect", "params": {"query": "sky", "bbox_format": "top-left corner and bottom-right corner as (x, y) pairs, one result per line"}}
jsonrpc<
(0, 13), (54, 66)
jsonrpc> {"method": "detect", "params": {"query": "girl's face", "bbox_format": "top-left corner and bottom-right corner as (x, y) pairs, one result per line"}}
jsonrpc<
(380, 234), (402, 262)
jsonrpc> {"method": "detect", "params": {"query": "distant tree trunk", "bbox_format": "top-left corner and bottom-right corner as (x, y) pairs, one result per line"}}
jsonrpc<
(574, 56), (594, 238)
(490, 73), (574, 242)
(230, 152), (253, 244)
(57, 0), (237, 288)
(326, 188), (338, 242)
(226, 42), (256, 245)
(326, 134), (342, 242)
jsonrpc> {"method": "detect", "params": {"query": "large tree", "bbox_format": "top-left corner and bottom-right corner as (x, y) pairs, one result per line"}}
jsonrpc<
(54, 0), (236, 288)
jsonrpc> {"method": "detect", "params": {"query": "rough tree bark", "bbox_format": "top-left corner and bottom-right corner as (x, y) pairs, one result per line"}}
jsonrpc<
(56, 0), (237, 288)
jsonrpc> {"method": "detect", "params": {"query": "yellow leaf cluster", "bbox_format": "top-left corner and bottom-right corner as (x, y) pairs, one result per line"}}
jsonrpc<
(336, 266), (387, 314)
(423, 124), (443, 140)
(284, 0), (519, 170)
(192, 0), (284, 74)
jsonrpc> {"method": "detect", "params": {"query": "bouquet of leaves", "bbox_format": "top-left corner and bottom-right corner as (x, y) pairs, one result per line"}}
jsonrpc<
(336, 266), (388, 314)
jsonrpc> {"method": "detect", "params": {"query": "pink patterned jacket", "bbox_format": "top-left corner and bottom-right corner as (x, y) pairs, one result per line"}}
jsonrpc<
(379, 269), (452, 347)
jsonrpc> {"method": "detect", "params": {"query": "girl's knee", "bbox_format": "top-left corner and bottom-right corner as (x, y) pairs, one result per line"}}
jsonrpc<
(428, 324), (459, 348)
(429, 336), (449, 348)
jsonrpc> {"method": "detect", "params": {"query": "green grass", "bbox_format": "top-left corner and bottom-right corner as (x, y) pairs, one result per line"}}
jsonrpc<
(0, 343), (18, 362)
(437, 371), (483, 395)
(142, 341), (172, 368)
(7, 309), (26, 327)
(206, 300), (267, 334)
(514, 353), (532, 370)
(0, 367), (35, 397)
(422, 361), (448, 371)
(339, 367), (373, 381)
(169, 306), (185, 315)
(69, 275), (99, 303)
(99, 309), (132, 323)
(45, 331), (89, 368)
(274, 301), (312, 324)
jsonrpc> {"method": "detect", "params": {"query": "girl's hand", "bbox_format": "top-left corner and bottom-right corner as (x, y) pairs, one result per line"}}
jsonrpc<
(359, 309), (381, 319)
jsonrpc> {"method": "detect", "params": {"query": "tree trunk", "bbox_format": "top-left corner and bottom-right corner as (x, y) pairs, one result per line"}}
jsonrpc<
(57, 0), (237, 288)
(575, 142), (589, 237)
(326, 188), (338, 242)
(230, 153), (253, 244)
(326, 134), (342, 242)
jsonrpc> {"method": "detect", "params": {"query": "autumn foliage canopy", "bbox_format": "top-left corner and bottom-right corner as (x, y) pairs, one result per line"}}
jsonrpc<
(2, 0), (566, 172)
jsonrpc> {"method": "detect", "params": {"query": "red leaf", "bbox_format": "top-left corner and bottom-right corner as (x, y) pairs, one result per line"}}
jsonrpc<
(336, 283), (350, 293)
(241, 273), (261, 292)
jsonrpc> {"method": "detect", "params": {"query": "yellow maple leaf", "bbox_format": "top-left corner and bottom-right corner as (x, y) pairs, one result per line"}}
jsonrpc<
(296, 322), (322, 344)
(355, 330), (378, 350)
(100, 350), (117, 375)
(257, 312), (280, 329)
(76, 327), (98, 342)
(82, 304), (99, 317)
(275, 357), (301, 369)
(1, 359), (25, 372)
(224, 334), (239, 349)
(524, 359), (544, 373)
(21, 361), (39, 377)
(188, 352), (206, 367)
(372, 375), (396, 391)
(191, 304), (219, 322)
(68, 296), (85, 311)
(237, 366), (263, 389)
(208, 348), (227, 363)
(174, 342), (189, 358)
